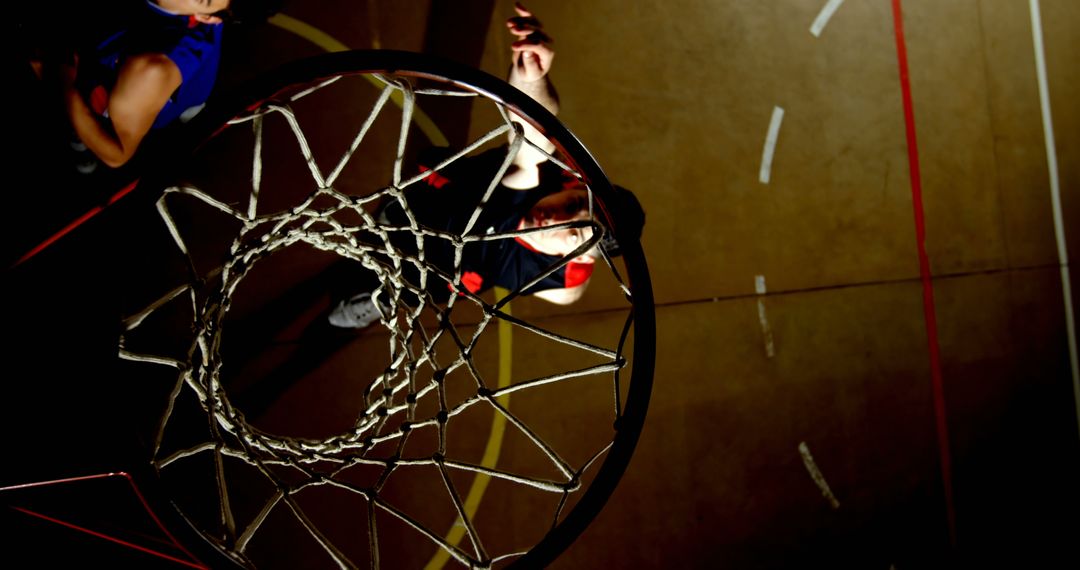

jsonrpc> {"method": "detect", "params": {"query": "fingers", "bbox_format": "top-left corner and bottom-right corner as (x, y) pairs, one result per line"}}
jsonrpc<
(506, 16), (543, 38)
(510, 30), (552, 47)
(512, 39), (553, 66)
(514, 53), (553, 82)
(505, 3), (552, 42)
(515, 50), (541, 78)
(506, 2), (554, 82)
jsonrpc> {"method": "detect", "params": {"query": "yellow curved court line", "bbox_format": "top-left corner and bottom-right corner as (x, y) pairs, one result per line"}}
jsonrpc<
(268, 14), (509, 568)
(424, 293), (512, 570)
(269, 13), (449, 147)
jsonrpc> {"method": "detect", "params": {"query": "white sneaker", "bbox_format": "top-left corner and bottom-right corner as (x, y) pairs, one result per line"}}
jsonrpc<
(328, 292), (382, 328)
(75, 156), (99, 175)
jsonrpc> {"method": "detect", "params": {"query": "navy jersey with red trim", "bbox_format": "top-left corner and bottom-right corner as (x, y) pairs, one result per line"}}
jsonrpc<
(401, 147), (593, 296)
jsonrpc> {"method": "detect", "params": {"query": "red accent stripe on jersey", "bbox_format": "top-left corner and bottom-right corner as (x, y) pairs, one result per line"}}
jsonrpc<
(514, 235), (538, 252)
(419, 165), (450, 189)
(447, 271), (484, 296)
(564, 260), (593, 288)
(462, 271), (483, 293)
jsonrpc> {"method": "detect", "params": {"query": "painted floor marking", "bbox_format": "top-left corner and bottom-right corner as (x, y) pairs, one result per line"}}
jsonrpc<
(759, 106), (786, 184)
(810, 0), (847, 38)
(1028, 0), (1080, 439)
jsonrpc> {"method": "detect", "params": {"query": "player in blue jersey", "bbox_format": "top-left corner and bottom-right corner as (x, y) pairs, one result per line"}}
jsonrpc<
(58, 1), (231, 170)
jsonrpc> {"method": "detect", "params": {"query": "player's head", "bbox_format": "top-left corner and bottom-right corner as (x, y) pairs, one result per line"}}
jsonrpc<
(522, 185), (596, 258)
(596, 184), (645, 258)
(154, 0), (231, 24)
(154, 0), (281, 24)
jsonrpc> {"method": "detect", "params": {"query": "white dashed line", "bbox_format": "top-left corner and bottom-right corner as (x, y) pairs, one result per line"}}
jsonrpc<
(1029, 0), (1080, 439)
(755, 275), (776, 358)
(759, 106), (785, 185)
(799, 441), (840, 509)
(810, 0), (846, 38)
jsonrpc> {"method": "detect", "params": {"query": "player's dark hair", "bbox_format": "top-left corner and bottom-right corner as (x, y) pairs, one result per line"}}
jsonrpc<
(599, 185), (645, 258)
(215, 0), (284, 24)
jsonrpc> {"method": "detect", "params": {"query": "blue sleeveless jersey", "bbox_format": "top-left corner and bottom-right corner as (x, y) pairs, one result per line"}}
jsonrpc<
(80, 1), (223, 129)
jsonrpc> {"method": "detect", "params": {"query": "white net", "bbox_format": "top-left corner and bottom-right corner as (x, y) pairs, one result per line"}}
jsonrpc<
(115, 57), (645, 569)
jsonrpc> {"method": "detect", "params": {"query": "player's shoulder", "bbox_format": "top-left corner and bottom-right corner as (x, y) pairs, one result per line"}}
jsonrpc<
(120, 52), (182, 81)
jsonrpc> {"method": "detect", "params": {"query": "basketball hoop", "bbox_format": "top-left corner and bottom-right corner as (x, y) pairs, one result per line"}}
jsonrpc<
(115, 51), (654, 569)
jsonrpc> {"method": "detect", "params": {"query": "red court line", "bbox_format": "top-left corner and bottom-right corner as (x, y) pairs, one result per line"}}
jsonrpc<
(11, 180), (140, 269)
(11, 506), (206, 569)
(2, 472), (207, 569)
(891, 0), (957, 546)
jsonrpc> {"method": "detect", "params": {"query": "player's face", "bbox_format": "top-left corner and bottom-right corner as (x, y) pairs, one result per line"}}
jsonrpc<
(523, 188), (594, 257)
(155, 0), (231, 20)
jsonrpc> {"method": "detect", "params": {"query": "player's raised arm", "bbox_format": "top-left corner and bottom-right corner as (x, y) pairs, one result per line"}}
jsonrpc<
(502, 2), (560, 189)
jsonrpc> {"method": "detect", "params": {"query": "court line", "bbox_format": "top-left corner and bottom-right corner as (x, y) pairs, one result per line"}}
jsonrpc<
(269, 14), (448, 147)
(1028, 0), (1080, 439)
(759, 106), (785, 184)
(12, 507), (207, 569)
(810, 0), (846, 38)
(891, 0), (957, 546)
(424, 290), (513, 570)
(268, 14), (513, 568)
(798, 441), (840, 509)
(755, 275), (776, 358)
(1, 472), (207, 568)
(11, 180), (138, 268)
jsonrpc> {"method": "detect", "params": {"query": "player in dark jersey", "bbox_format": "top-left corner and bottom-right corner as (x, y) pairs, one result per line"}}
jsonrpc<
(329, 3), (621, 328)
(224, 4), (640, 418)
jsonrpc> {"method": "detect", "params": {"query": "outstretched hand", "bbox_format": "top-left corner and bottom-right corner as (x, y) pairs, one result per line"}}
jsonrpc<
(507, 2), (554, 83)
(501, 2), (559, 184)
